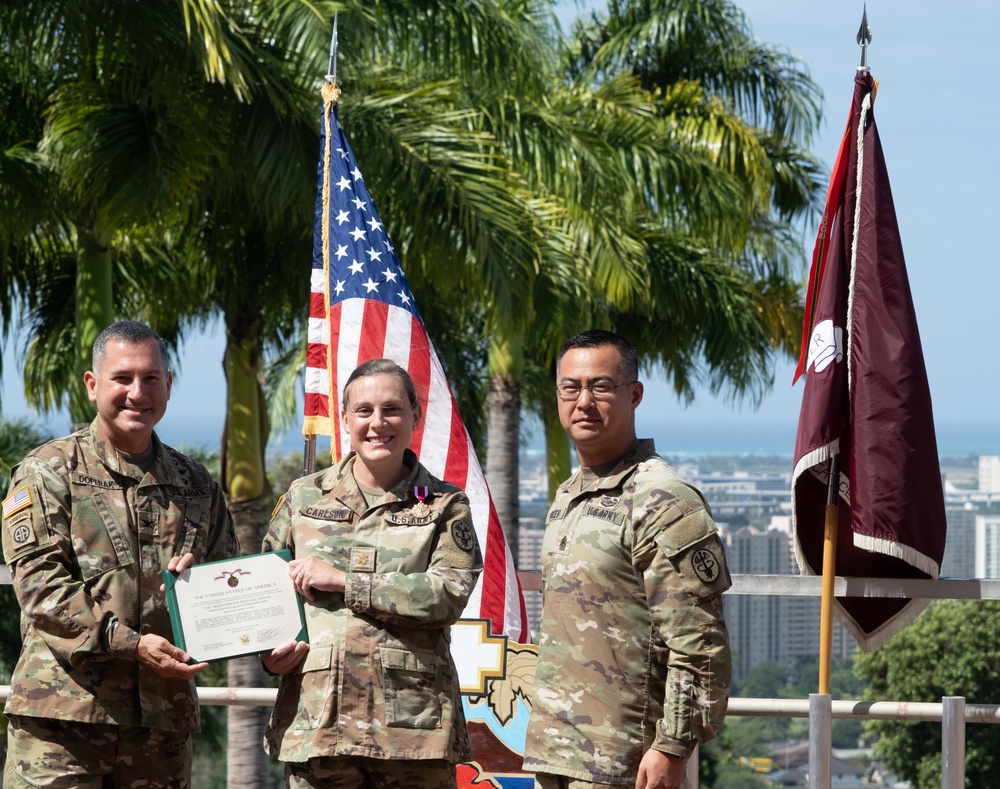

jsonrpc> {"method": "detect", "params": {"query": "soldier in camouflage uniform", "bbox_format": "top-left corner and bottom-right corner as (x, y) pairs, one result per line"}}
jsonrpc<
(522, 330), (732, 789)
(261, 358), (482, 788)
(1, 321), (238, 789)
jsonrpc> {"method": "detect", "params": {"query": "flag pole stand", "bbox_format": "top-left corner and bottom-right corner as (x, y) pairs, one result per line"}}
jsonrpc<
(810, 453), (840, 789)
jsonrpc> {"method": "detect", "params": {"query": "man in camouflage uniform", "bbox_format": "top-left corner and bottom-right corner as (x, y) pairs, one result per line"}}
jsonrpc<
(1, 320), (238, 788)
(523, 330), (732, 789)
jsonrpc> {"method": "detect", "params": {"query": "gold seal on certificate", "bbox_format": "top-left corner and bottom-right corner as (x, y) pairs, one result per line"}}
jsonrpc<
(162, 549), (307, 663)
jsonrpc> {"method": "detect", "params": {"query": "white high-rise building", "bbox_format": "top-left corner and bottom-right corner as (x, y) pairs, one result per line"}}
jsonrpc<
(974, 515), (1000, 578)
(979, 456), (1000, 493)
(942, 506), (977, 578)
(723, 524), (855, 680)
(517, 518), (545, 641)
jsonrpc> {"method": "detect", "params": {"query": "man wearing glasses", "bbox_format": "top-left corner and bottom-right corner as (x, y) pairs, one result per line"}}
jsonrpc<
(523, 329), (732, 789)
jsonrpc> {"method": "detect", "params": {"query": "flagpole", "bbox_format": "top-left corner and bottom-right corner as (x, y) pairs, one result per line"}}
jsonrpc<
(817, 7), (871, 698)
(302, 15), (341, 478)
(818, 453), (840, 694)
(856, 5), (871, 73)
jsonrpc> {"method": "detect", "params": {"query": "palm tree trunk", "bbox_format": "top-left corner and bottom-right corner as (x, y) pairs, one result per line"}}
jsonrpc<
(485, 372), (521, 561)
(223, 330), (267, 499)
(543, 403), (571, 502)
(225, 494), (274, 788)
(221, 324), (273, 788)
(71, 228), (112, 426)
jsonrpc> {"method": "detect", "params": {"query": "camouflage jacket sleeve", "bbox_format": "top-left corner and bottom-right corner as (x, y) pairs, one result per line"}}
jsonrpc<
(2, 458), (135, 665)
(261, 492), (292, 554)
(345, 492), (483, 630)
(632, 484), (732, 758)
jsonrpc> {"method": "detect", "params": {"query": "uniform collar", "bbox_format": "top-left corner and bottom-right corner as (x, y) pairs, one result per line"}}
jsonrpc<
(320, 449), (435, 515)
(562, 438), (659, 495)
(86, 419), (184, 486)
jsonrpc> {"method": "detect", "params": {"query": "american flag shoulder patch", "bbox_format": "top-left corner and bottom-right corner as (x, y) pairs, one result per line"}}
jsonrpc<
(2, 486), (32, 519)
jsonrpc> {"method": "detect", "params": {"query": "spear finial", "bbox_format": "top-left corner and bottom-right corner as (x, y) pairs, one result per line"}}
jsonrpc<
(856, 5), (872, 72)
(326, 12), (339, 84)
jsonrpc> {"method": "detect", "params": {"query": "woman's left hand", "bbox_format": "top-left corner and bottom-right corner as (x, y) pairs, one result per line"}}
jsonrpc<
(289, 556), (346, 601)
(263, 640), (310, 674)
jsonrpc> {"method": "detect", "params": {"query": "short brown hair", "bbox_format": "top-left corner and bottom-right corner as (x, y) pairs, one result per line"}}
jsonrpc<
(343, 358), (419, 410)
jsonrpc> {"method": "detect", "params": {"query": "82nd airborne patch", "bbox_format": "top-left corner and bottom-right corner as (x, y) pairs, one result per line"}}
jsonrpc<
(3, 485), (38, 554)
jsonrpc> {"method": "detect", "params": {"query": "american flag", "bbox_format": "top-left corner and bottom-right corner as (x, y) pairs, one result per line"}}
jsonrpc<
(303, 85), (527, 642)
(2, 486), (32, 518)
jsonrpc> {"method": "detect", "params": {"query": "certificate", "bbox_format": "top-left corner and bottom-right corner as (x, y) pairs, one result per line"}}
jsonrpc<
(162, 549), (307, 663)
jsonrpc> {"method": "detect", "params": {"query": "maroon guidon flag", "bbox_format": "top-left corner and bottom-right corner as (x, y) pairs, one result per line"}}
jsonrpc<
(791, 72), (946, 650)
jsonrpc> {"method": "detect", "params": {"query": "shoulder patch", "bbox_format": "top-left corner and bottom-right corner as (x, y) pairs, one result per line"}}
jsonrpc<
(2, 475), (56, 563)
(451, 520), (477, 553)
(655, 527), (731, 599)
(271, 495), (284, 518)
(2, 486), (32, 519)
(5, 514), (38, 554)
(689, 543), (724, 585)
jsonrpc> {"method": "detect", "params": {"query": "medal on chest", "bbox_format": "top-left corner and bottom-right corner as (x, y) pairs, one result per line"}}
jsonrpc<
(412, 485), (430, 519)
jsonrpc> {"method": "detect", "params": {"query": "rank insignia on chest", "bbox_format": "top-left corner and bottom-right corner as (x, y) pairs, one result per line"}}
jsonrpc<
(351, 547), (376, 572)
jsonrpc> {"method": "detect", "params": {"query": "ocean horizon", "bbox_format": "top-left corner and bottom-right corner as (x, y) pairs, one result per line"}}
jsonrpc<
(10, 411), (999, 461)
(154, 415), (1000, 461)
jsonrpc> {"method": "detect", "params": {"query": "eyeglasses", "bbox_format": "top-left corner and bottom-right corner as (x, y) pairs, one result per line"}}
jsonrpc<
(555, 380), (637, 401)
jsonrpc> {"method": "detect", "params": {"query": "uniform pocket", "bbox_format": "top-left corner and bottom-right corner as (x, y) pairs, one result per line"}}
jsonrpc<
(276, 644), (336, 731)
(379, 646), (441, 729)
(72, 493), (134, 579)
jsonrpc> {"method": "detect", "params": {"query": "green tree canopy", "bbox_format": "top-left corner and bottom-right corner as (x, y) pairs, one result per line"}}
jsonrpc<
(854, 600), (1000, 789)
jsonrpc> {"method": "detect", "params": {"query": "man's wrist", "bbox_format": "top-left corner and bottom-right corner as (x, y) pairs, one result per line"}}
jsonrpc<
(109, 620), (141, 661)
(652, 738), (696, 759)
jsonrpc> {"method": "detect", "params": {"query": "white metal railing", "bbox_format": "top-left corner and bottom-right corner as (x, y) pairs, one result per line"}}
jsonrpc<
(0, 686), (984, 789)
(3, 571), (997, 788)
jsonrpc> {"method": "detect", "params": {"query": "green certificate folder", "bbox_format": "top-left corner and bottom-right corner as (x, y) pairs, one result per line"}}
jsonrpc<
(162, 549), (308, 663)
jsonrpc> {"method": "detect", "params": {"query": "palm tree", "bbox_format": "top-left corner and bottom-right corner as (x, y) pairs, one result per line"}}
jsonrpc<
(0, 0), (248, 424)
(483, 0), (827, 498)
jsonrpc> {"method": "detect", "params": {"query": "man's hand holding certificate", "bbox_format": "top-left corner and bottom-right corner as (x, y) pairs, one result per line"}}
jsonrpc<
(162, 549), (307, 663)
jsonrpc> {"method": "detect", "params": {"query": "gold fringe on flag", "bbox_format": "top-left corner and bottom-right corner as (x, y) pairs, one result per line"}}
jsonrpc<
(301, 83), (343, 440)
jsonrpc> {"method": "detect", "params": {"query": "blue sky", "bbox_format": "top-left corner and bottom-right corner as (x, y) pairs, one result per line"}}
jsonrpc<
(3, 1), (999, 456)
